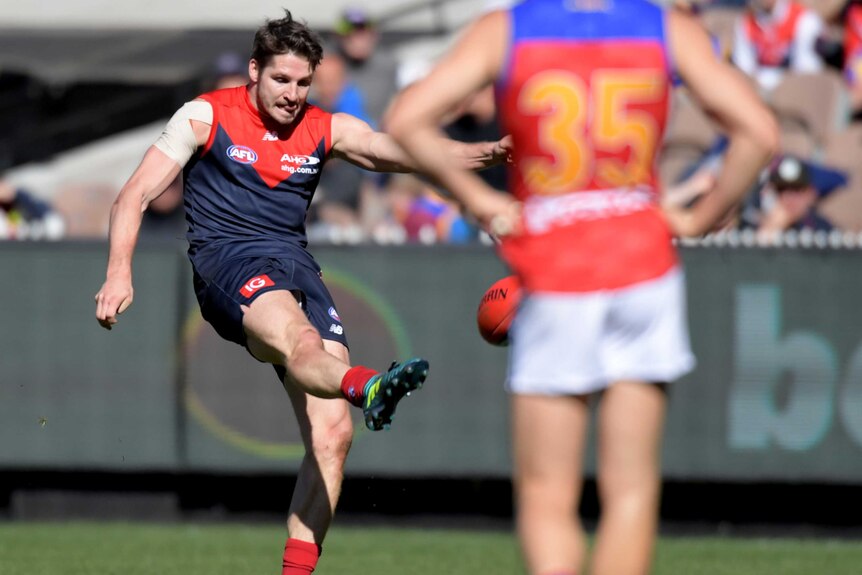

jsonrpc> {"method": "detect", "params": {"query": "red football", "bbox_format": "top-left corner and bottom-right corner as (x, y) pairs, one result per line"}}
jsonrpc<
(476, 275), (522, 346)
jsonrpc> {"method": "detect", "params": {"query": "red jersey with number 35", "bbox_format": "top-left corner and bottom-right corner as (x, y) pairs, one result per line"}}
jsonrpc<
(496, 0), (676, 293)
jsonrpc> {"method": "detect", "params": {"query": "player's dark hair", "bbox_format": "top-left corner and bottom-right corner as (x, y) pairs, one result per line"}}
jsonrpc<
(251, 9), (324, 70)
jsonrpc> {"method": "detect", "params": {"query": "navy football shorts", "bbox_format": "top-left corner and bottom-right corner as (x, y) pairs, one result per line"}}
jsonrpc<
(192, 255), (349, 351)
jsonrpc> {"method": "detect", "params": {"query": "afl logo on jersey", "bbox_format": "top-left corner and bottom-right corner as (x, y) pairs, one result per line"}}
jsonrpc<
(227, 145), (259, 165)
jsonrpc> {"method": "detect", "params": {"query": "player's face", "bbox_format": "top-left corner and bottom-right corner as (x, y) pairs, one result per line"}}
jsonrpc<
(250, 53), (314, 126)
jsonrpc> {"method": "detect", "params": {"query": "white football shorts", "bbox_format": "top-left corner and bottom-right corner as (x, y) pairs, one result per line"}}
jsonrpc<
(507, 267), (696, 395)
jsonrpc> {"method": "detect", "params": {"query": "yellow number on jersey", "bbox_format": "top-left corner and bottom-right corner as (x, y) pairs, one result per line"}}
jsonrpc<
(518, 71), (591, 194)
(518, 69), (665, 195)
(593, 70), (663, 187)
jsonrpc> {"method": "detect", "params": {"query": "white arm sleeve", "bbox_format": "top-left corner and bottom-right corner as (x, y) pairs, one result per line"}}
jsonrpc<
(153, 100), (213, 166)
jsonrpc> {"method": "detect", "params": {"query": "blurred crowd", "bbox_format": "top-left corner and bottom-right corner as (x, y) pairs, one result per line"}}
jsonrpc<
(5, 1), (862, 245)
(664, 0), (862, 242)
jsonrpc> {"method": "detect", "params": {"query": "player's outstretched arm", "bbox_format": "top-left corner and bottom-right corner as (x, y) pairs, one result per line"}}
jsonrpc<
(663, 9), (779, 237)
(330, 112), (511, 174)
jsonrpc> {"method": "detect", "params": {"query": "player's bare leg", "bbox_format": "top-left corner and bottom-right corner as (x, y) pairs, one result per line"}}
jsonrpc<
(512, 393), (590, 575)
(243, 290), (350, 397)
(281, 339), (354, 545)
(590, 381), (666, 575)
(243, 294), (354, 572)
(243, 290), (428, 430)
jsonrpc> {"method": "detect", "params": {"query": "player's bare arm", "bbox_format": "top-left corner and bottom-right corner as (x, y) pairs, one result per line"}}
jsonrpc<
(95, 102), (212, 330)
(331, 110), (511, 174)
(386, 11), (520, 234)
(663, 9), (779, 237)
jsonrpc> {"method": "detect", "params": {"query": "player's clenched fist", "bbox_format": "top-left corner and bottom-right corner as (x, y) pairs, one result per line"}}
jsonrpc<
(95, 278), (133, 330)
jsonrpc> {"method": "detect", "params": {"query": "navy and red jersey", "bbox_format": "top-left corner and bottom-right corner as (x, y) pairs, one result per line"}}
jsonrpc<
(495, 0), (677, 293)
(184, 86), (332, 278)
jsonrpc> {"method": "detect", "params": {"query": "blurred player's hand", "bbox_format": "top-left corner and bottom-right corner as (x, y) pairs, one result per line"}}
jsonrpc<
(492, 135), (514, 165)
(466, 135), (514, 170)
(476, 192), (521, 239)
(663, 201), (737, 238)
(95, 277), (134, 330)
(661, 204), (695, 237)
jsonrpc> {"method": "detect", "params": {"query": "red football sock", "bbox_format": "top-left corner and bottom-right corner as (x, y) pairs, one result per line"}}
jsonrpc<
(340, 365), (378, 407)
(282, 538), (321, 575)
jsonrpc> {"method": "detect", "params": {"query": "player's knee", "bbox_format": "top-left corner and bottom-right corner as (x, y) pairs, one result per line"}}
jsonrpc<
(598, 469), (660, 509)
(285, 325), (324, 364)
(310, 412), (354, 467)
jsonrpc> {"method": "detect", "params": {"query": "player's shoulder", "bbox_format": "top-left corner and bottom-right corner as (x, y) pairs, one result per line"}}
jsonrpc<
(298, 104), (333, 136)
(198, 86), (247, 107)
(302, 103), (332, 121)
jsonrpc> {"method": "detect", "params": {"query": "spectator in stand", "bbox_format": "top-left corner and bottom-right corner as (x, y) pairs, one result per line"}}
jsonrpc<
(307, 53), (375, 241)
(326, 5), (399, 241)
(310, 53), (372, 124)
(745, 155), (840, 240)
(210, 51), (251, 90)
(732, 0), (825, 92)
(332, 7), (399, 128)
(0, 177), (64, 240)
(386, 174), (476, 244)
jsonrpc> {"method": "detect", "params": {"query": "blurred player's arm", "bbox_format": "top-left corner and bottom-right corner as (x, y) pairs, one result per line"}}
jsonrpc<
(664, 10), (779, 237)
(330, 111), (511, 174)
(95, 100), (211, 330)
(385, 11), (519, 235)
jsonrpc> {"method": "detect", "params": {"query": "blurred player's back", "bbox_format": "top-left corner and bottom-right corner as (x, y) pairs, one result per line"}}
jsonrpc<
(498, 0), (669, 194)
(496, 0), (676, 292)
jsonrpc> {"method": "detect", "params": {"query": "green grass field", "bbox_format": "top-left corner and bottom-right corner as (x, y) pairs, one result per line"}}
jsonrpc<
(1, 521), (861, 575)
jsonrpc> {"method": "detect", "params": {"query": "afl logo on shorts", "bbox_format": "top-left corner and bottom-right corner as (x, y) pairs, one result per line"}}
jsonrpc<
(227, 145), (258, 164)
(328, 306), (341, 322)
(239, 274), (274, 298)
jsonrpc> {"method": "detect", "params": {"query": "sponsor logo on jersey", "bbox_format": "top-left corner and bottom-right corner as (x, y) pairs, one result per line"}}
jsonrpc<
(328, 306), (341, 321)
(262, 130), (279, 141)
(227, 145), (259, 164)
(239, 274), (274, 298)
(281, 154), (321, 175)
(329, 324), (344, 335)
(281, 154), (321, 165)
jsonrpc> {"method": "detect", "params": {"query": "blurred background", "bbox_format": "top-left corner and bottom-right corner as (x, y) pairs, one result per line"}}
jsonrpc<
(1, 0), (862, 557)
